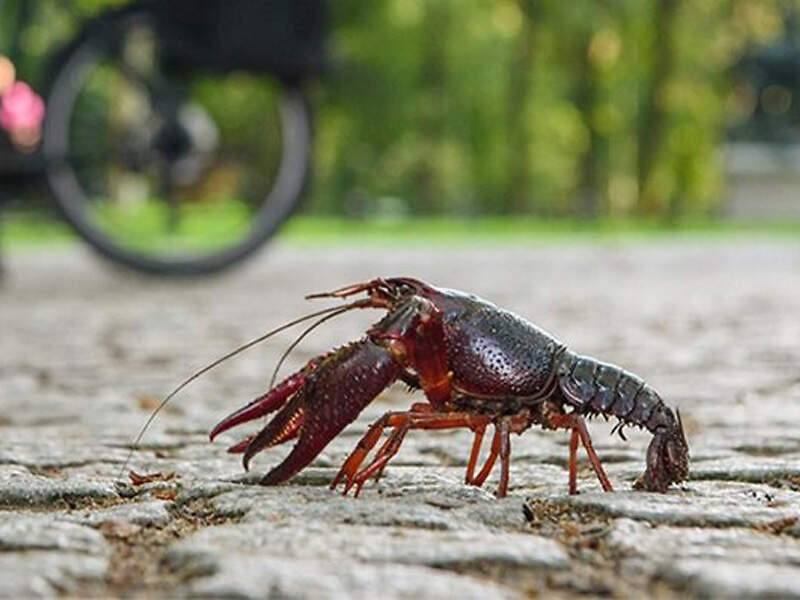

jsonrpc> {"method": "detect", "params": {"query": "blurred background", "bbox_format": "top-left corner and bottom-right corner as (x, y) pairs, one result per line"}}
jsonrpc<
(2, 0), (800, 271)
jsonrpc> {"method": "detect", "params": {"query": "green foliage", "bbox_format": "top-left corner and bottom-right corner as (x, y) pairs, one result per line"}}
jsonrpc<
(4, 0), (796, 219)
(314, 0), (795, 218)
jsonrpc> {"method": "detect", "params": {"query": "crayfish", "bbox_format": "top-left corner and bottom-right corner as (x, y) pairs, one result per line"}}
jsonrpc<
(159, 278), (689, 498)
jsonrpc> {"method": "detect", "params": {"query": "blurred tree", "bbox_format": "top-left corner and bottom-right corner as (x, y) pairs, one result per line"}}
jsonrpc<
(637, 0), (680, 216)
(502, 0), (537, 214)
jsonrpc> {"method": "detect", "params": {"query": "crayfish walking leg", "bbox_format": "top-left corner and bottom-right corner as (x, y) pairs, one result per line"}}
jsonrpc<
(463, 415), (531, 497)
(465, 427), (499, 487)
(332, 409), (494, 496)
(545, 411), (613, 494)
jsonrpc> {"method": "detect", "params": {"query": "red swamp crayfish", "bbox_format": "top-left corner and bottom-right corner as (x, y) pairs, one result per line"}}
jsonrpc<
(141, 277), (689, 498)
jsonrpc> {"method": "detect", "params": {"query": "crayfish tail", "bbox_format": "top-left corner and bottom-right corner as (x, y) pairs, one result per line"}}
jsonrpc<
(557, 351), (689, 492)
(259, 339), (401, 486)
(634, 407), (689, 492)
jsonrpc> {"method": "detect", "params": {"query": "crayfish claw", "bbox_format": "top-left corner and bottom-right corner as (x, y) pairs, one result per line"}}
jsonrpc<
(258, 340), (401, 486)
(227, 435), (255, 454)
(209, 371), (305, 442)
(242, 395), (305, 471)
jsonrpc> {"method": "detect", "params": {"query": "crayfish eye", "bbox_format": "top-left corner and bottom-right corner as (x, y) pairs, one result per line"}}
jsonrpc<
(384, 282), (411, 300)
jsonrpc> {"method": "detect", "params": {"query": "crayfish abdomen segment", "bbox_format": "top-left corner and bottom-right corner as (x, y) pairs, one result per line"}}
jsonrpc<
(557, 352), (646, 421)
(556, 350), (689, 491)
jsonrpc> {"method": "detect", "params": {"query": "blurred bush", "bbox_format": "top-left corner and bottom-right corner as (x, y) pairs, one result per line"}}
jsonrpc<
(2, 0), (794, 220)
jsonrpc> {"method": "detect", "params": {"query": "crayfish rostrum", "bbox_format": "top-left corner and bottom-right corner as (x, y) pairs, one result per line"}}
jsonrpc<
(209, 277), (689, 497)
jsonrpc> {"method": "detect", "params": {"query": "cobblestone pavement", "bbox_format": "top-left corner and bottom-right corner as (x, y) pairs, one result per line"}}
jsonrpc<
(1, 240), (800, 599)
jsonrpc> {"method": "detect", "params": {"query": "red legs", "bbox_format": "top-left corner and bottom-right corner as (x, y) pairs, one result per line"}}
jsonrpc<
(548, 412), (613, 494)
(331, 405), (611, 497)
(498, 419), (512, 498)
(464, 415), (530, 497)
(465, 426), (486, 484)
(465, 426), (500, 487)
(354, 403), (431, 484)
(329, 403), (430, 491)
(568, 428), (580, 495)
(332, 409), (493, 497)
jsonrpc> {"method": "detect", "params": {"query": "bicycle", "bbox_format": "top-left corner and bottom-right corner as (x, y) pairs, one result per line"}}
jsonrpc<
(1, 0), (324, 275)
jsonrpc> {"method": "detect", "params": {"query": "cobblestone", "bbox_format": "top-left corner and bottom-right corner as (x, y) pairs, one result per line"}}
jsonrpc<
(2, 241), (800, 598)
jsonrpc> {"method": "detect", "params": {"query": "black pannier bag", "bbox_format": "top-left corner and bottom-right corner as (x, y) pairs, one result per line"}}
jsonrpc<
(153, 0), (326, 82)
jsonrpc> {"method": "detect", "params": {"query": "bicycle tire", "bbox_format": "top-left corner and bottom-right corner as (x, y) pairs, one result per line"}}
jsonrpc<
(43, 9), (312, 276)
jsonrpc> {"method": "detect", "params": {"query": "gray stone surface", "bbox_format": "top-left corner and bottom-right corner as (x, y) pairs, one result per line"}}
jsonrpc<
(0, 515), (110, 597)
(62, 499), (173, 528)
(2, 241), (800, 598)
(553, 480), (800, 527)
(607, 518), (800, 598)
(166, 521), (567, 569)
(184, 556), (523, 600)
(0, 515), (109, 555)
(0, 553), (108, 598)
(0, 465), (117, 507)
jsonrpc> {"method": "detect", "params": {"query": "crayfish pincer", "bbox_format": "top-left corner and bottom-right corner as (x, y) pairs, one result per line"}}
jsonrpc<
(208, 277), (689, 497)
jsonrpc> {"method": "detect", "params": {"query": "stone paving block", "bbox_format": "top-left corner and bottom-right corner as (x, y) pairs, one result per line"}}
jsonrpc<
(166, 521), (569, 569)
(689, 455), (800, 483)
(664, 561), (800, 599)
(248, 493), (467, 531)
(604, 518), (800, 598)
(0, 514), (109, 555)
(0, 515), (110, 598)
(183, 556), (523, 600)
(0, 465), (117, 508)
(61, 499), (172, 528)
(0, 552), (108, 599)
(552, 480), (800, 527)
(607, 518), (800, 566)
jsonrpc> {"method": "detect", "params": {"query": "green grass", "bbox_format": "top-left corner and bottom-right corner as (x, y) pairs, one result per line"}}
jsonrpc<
(88, 198), (253, 252)
(279, 216), (800, 244)
(3, 216), (76, 247)
(4, 214), (800, 251)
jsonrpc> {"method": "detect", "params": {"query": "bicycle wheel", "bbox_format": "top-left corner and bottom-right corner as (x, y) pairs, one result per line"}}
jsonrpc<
(43, 10), (312, 275)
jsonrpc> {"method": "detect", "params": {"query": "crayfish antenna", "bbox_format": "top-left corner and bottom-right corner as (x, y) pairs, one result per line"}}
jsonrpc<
(305, 279), (388, 300)
(266, 305), (354, 389)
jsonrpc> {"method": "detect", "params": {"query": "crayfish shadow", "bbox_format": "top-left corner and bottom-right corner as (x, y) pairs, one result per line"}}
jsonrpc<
(525, 452), (637, 467)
